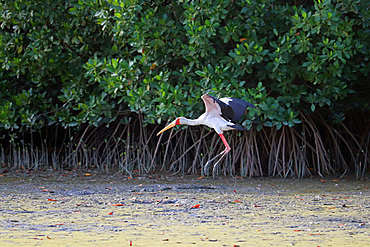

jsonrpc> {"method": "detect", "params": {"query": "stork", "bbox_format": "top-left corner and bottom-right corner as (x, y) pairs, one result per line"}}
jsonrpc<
(157, 94), (255, 178)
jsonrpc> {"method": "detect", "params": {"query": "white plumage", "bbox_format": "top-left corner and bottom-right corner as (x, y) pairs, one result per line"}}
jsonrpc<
(157, 94), (255, 177)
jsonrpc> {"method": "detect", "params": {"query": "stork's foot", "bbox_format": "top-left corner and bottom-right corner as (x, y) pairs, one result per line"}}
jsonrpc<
(204, 160), (221, 178)
(204, 161), (212, 177)
(212, 164), (219, 179)
(204, 149), (228, 178)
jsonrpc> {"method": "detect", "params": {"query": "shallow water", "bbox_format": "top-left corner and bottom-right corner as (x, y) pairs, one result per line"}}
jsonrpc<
(0, 172), (368, 246)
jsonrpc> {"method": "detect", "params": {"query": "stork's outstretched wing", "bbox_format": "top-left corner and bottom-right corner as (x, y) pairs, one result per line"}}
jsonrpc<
(201, 94), (222, 116)
(220, 97), (255, 121)
(202, 94), (255, 122)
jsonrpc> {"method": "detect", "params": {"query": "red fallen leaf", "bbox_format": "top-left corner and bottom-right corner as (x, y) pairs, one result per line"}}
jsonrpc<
(197, 176), (204, 179)
(320, 179), (325, 183)
(61, 175), (68, 177)
(294, 230), (301, 232)
(105, 187), (112, 190)
(234, 245), (240, 247)
(191, 204), (200, 209)
(48, 199), (57, 201)
(233, 190), (236, 193)
(130, 240), (132, 246)
(309, 233), (322, 235)
(108, 212), (114, 215)
(162, 239), (169, 241)
(113, 203), (124, 206)
(47, 236), (51, 239)
(254, 205), (262, 207)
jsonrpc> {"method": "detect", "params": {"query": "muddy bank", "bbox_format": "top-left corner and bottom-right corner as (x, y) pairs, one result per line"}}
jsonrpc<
(0, 172), (369, 246)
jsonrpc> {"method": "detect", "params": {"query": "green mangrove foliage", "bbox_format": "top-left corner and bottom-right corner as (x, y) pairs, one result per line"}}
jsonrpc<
(0, 0), (369, 176)
(0, 0), (368, 131)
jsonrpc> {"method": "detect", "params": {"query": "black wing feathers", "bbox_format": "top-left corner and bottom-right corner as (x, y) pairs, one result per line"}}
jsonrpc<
(207, 95), (235, 120)
(208, 95), (255, 122)
(222, 97), (255, 121)
(227, 123), (246, 130)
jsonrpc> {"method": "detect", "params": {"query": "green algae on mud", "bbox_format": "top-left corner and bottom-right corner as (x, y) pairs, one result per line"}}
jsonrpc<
(0, 173), (368, 246)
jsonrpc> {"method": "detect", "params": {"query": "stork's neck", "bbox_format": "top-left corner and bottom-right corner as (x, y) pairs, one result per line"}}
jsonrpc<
(179, 117), (203, 126)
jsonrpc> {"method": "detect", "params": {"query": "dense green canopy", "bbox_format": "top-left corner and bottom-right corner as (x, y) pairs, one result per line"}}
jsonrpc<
(0, 0), (369, 177)
(1, 0), (368, 131)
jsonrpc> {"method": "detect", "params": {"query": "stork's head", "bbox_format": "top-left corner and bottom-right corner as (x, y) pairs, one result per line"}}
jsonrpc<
(157, 117), (182, 136)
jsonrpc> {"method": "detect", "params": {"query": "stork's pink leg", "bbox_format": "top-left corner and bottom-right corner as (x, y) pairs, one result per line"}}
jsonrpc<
(204, 133), (231, 178)
(219, 133), (231, 152)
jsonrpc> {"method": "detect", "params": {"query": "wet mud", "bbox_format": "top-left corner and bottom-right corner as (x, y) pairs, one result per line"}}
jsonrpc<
(0, 172), (369, 246)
